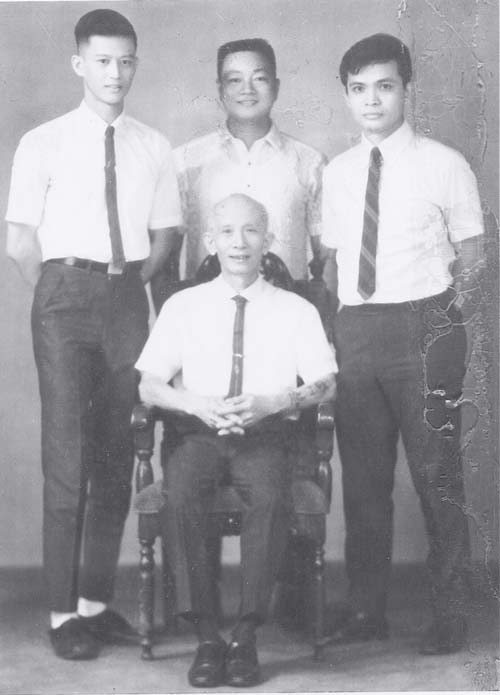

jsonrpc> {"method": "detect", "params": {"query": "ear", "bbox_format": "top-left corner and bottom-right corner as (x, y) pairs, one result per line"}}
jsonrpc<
(404, 81), (412, 102)
(263, 231), (274, 253)
(71, 54), (84, 78)
(273, 77), (280, 101)
(216, 78), (225, 104)
(203, 232), (217, 255)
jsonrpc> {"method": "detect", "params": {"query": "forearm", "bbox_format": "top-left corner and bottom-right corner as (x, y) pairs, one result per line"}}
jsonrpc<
(6, 223), (42, 288)
(139, 372), (197, 414)
(285, 372), (337, 413)
(141, 227), (181, 285)
(310, 235), (322, 259)
(139, 372), (234, 431)
(451, 235), (485, 322)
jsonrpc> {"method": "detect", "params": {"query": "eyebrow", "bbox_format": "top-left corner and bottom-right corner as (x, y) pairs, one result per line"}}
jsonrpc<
(348, 77), (398, 86)
(222, 66), (270, 75)
(94, 53), (136, 58)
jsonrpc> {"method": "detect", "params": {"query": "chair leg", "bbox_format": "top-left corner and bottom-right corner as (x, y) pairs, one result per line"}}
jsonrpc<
(312, 541), (326, 661)
(161, 539), (178, 634)
(139, 536), (155, 660)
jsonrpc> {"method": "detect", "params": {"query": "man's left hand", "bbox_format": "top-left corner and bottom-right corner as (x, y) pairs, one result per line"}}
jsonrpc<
(214, 393), (288, 435)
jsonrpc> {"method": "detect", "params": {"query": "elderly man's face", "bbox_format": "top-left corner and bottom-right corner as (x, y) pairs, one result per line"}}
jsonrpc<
(206, 196), (271, 284)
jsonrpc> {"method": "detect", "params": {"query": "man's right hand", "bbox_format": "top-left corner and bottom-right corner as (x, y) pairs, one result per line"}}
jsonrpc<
(188, 394), (245, 433)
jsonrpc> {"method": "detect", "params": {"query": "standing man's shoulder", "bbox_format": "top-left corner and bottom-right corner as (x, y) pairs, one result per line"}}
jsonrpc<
(323, 139), (363, 178)
(15, 107), (80, 151)
(276, 129), (327, 167)
(173, 130), (222, 170)
(122, 114), (175, 156)
(411, 131), (476, 172)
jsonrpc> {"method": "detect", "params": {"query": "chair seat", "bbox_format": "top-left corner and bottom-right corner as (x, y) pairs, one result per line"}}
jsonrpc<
(134, 478), (329, 516)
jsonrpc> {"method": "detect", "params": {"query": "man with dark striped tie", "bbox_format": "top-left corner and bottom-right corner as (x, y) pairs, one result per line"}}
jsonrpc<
(136, 194), (336, 687)
(321, 34), (484, 655)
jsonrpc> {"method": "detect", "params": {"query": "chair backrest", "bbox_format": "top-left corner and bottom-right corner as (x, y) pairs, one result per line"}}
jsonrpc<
(156, 252), (333, 338)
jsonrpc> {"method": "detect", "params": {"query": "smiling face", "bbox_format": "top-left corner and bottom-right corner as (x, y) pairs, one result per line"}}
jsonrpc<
(218, 50), (279, 126)
(344, 60), (407, 143)
(205, 195), (272, 288)
(71, 35), (137, 118)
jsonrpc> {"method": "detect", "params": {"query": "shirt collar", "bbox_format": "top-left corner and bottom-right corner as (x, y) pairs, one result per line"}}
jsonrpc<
(218, 120), (284, 152)
(360, 120), (414, 162)
(77, 100), (127, 136)
(212, 273), (267, 301)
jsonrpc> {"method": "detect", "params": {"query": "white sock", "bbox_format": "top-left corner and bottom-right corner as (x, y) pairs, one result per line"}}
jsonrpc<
(77, 598), (107, 618)
(50, 611), (78, 630)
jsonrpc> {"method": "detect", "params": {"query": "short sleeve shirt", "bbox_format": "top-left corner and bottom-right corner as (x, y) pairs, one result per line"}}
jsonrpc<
(174, 123), (326, 280)
(135, 275), (337, 397)
(322, 122), (484, 304)
(6, 101), (183, 262)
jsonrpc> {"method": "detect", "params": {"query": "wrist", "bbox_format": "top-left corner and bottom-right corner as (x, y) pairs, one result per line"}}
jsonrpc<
(281, 390), (299, 416)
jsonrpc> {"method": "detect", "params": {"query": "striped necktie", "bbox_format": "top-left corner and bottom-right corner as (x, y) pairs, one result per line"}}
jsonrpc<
(104, 125), (126, 272)
(358, 146), (383, 300)
(227, 295), (247, 398)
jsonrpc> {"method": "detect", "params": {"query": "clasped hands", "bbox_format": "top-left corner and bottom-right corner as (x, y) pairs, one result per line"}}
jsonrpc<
(193, 392), (288, 436)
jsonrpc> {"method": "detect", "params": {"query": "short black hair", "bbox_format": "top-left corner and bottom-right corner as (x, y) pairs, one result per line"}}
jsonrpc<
(217, 38), (277, 80)
(74, 9), (137, 50)
(339, 33), (412, 88)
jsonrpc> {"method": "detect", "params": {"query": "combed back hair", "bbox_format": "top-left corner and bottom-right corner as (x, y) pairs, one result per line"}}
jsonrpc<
(211, 193), (269, 232)
(74, 9), (137, 50)
(217, 38), (277, 80)
(339, 33), (412, 88)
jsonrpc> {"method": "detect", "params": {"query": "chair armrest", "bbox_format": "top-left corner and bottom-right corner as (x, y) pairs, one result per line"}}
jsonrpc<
(315, 400), (335, 509)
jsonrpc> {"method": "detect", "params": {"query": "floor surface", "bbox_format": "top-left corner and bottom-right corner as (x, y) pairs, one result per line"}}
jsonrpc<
(0, 563), (498, 694)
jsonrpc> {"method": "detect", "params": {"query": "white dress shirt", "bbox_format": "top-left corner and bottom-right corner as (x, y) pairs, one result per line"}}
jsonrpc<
(322, 121), (484, 305)
(6, 101), (182, 262)
(174, 123), (326, 279)
(135, 274), (336, 397)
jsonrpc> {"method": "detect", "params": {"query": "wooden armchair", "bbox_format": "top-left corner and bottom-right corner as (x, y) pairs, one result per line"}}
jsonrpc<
(132, 254), (335, 661)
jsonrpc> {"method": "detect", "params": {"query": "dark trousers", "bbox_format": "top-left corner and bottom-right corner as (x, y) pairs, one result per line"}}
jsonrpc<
(333, 291), (470, 621)
(31, 262), (149, 612)
(162, 422), (293, 624)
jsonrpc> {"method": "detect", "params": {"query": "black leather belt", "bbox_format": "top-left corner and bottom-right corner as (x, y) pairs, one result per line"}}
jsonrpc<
(46, 257), (143, 274)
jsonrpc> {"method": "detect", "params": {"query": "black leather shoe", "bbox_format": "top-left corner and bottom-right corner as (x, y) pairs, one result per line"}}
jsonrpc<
(79, 609), (138, 645)
(419, 617), (467, 655)
(49, 618), (100, 660)
(328, 611), (389, 645)
(225, 639), (261, 688)
(188, 640), (227, 688)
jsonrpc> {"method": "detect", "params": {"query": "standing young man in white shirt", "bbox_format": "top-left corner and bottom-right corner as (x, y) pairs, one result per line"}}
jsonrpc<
(322, 33), (484, 655)
(5, 9), (182, 660)
(136, 193), (336, 688)
(171, 38), (326, 283)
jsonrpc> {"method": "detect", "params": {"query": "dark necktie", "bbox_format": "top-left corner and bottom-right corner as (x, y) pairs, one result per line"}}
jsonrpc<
(227, 295), (247, 398)
(358, 146), (383, 300)
(104, 125), (126, 272)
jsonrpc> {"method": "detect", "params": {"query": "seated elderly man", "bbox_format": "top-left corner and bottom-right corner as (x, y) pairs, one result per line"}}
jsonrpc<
(135, 193), (336, 688)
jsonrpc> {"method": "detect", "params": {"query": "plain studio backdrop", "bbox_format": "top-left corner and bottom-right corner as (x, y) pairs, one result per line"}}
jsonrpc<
(0, 0), (497, 578)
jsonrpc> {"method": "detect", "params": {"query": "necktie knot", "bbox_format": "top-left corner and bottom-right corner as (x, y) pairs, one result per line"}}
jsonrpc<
(370, 146), (383, 169)
(105, 125), (115, 139)
(232, 294), (247, 308)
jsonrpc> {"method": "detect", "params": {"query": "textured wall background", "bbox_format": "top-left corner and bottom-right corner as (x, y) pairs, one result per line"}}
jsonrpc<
(0, 0), (497, 575)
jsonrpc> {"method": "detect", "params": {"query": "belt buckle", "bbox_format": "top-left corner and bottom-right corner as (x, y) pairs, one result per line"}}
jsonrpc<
(107, 261), (124, 275)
